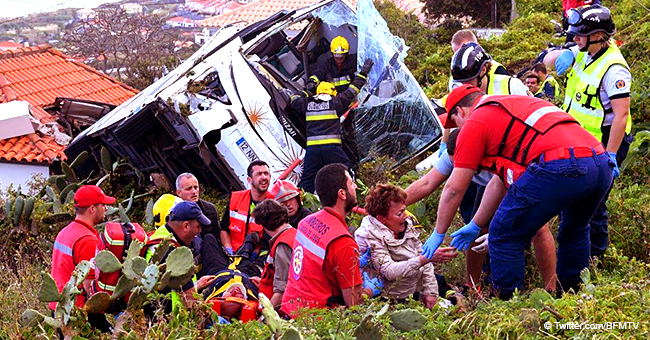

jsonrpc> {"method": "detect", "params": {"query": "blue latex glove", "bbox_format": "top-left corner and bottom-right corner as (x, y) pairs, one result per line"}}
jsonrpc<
(422, 231), (446, 259)
(555, 49), (575, 75)
(438, 142), (447, 157)
(608, 151), (620, 179)
(362, 272), (383, 297)
(450, 220), (481, 252)
(359, 248), (371, 268)
(225, 247), (234, 255)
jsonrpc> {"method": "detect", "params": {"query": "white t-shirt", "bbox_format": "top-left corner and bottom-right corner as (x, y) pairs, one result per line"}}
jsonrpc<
(435, 149), (493, 186)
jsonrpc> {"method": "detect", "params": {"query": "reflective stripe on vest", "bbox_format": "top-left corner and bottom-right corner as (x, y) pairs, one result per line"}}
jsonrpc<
(331, 75), (351, 88)
(50, 220), (97, 310)
(260, 227), (297, 299)
(281, 209), (353, 317)
(306, 110), (338, 121)
(475, 95), (579, 186)
(563, 44), (632, 141)
(306, 134), (342, 146)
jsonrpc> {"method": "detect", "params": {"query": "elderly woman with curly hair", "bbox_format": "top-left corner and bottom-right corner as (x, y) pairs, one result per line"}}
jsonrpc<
(355, 184), (440, 308)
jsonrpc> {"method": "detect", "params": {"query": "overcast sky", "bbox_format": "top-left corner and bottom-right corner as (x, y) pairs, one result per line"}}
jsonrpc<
(0, 0), (122, 20)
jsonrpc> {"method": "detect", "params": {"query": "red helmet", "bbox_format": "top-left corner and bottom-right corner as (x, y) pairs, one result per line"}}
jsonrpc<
(270, 180), (301, 204)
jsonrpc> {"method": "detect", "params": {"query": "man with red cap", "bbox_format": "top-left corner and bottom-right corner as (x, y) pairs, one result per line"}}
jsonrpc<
(50, 185), (116, 331)
(421, 85), (613, 299)
(270, 180), (312, 227)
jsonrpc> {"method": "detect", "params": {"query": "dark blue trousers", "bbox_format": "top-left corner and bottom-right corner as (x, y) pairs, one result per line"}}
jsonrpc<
(489, 150), (612, 298)
(300, 144), (351, 193)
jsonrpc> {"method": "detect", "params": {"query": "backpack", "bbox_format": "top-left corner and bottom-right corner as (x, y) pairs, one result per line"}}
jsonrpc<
(93, 222), (148, 311)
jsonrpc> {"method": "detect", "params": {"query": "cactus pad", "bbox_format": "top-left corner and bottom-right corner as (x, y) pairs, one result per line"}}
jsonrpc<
(354, 314), (382, 340)
(21, 309), (45, 327)
(165, 265), (196, 289)
(149, 239), (170, 264)
(126, 240), (142, 260)
(95, 250), (123, 273)
(113, 275), (138, 300)
(123, 257), (147, 280)
(166, 247), (194, 277)
(39, 273), (61, 302)
(73, 260), (92, 287)
(85, 292), (111, 314)
(140, 263), (160, 293)
(281, 327), (304, 340)
(127, 287), (148, 309)
(389, 308), (426, 332)
(259, 293), (282, 334)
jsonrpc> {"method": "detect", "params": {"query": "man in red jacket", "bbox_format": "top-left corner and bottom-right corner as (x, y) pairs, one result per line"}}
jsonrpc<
(50, 185), (115, 330)
(421, 85), (613, 299)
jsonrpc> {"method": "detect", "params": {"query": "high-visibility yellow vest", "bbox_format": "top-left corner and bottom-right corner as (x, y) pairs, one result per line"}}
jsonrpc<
(536, 75), (560, 98)
(563, 45), (632, 141)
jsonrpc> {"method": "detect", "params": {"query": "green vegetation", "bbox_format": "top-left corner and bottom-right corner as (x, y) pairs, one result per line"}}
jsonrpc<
(1, 0), (650, 338)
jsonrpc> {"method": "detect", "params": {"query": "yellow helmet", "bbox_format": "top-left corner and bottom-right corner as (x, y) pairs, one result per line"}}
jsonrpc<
(330, 36), (349, 56)
(316, 81), (337, 96)
(153, 194), (183, 227)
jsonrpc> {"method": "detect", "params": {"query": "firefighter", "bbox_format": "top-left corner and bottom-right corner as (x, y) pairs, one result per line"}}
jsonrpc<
(544, 4), (632, 259)
(306, 36), (357, 94)
(421, 85), (613, 298)
(291, 59), (373, 193)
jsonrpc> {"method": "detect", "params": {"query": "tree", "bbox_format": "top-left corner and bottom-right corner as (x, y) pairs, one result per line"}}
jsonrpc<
(63, 6), (185, 89)
(422, 0), (513, 28)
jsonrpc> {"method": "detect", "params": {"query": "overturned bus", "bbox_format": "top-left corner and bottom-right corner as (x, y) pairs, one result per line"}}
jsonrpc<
(65, 0), (443, 193)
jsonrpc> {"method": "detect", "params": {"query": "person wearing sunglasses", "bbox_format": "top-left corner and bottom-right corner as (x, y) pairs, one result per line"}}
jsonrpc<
(544, 4), (632, 260)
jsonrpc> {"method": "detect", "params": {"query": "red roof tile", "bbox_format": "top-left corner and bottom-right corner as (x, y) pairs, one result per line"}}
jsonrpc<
(0, 45), (138, 164)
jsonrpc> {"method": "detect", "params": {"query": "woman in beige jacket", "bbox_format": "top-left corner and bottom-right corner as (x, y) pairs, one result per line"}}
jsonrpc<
(355, 184), (439, 309)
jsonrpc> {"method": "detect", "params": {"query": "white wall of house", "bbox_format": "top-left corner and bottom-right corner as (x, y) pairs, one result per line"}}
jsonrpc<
(0, 162), (49, 195)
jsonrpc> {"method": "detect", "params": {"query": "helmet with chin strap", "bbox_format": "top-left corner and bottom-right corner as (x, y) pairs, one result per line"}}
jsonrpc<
(451, 42), (492, 83)
(566, 4), (615, 37)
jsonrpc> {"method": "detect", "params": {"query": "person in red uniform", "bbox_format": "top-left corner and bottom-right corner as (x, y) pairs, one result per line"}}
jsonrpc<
(50, 185), (115, 330)
(421, 85), (613, 299)
(281, 163), (381, 317)
(220, 160), (274, 255)
(253, 199), (296, 310)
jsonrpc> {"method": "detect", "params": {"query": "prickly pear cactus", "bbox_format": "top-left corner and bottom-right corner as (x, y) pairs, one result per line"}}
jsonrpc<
(259, 293), (283, 334)
(281, 327), (303, 340)
(95, 250), (123, 273)
(123, 257), (147, 280)
(389, 308), (426, 332)
(85, 292), (111, 314)
(165, 265), (196, 290)
(113, 275), (138, 300)
(140, 263), (160, 293)
(149, 238), (171, 264)
(39, 273), (61, 303)
(165, 247), (193, 277)
(21, 309), (46, 327)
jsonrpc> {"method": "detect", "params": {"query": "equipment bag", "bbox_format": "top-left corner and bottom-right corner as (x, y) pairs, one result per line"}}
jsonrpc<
(93, 222), (147, 310)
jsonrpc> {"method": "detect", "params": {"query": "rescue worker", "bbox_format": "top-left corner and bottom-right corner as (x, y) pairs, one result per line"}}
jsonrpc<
(544, 4), (632, 259)
(175, 173), (220, 237)
(219, 160), (274, 254)
(448, 29), (509, 91)
(270, 180), (312, 227)
(525, 73), (541, 97)
(253, 199), (297, 310)
(307, 36), (357, 94)
(152, 194), (182, 228)
(406, 129), (556, 292)
(562, 0), (600, 43)
(281, 163), (382, 317)
(437, 42), (557, 293)
(145, 201), (216, 313)
(421, 85), (613, 298)
(50, 185), (115, 331)
(291, 59), (373, 193)
(531, 63), (560, 100)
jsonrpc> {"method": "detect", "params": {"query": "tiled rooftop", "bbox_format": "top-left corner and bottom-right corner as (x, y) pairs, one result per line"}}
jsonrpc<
(198, 0), (426, 28)
(0, 45), (138, 164)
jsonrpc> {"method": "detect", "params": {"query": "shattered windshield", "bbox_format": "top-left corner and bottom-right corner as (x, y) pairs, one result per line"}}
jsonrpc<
(315, 0), (442, 165)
